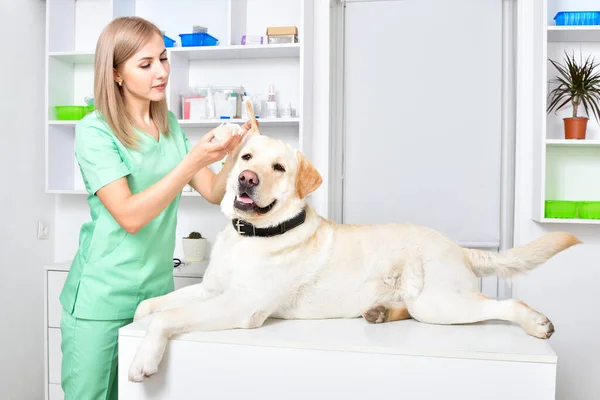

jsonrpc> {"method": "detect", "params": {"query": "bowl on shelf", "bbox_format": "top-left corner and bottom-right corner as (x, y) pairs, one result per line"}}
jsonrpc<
(544, 200), (578, 219)
(578, 201), (600, 219)
(55, 105), (93, 120)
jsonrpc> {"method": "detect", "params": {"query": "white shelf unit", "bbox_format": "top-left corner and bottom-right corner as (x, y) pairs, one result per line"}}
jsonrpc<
(532, 0), (600, 224)
(43, 1), (313, 398)
(45, 0), (313, 196)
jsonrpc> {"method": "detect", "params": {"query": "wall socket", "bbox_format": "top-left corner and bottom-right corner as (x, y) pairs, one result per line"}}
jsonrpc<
(37, 220), (49, 240)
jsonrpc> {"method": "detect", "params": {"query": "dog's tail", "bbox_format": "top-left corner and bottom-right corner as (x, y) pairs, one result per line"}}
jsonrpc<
(462, 232), (582, 279)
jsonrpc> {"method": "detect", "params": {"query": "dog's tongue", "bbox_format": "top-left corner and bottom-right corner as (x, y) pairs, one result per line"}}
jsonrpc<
(238, 194), (254, 204)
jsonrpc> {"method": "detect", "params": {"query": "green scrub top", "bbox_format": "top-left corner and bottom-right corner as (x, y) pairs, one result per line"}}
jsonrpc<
(59, 110), (193, 320)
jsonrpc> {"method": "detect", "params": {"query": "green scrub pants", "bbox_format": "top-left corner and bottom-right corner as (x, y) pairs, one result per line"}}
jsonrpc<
(60, 308), (133, 400)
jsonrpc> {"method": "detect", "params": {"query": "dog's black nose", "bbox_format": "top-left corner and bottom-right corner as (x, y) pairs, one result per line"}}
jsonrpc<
(238, 170), (259, 187)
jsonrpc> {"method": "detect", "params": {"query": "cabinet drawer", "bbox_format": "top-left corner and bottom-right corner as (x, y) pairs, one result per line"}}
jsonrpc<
(174, 276), (202, 290)
(48, 271), (68, 328)
(49, 327), (62, 385)
(49, 383), (64, 400)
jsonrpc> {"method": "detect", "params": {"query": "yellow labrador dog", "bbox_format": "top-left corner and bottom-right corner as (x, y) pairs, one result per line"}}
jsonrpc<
(128, 125), (581, 382)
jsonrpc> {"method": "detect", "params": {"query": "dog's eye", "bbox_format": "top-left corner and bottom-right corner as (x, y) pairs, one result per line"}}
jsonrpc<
(241, 154), (252, 161)
(273, 163), (286, 172)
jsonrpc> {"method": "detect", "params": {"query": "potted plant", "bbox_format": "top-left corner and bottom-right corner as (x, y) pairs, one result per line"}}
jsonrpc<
(547, 50), (600, 140)
(182, 231), (208, 262)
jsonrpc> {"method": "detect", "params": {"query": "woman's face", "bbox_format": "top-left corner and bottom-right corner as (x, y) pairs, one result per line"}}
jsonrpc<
(115, 32), (170, 104)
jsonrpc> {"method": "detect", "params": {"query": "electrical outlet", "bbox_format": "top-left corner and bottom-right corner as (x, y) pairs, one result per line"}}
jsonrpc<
(37, 220), (49, 240)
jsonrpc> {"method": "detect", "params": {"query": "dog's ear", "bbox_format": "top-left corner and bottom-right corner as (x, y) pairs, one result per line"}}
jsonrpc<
(245, 99), (261, 135)
(295, 151), (322, 199)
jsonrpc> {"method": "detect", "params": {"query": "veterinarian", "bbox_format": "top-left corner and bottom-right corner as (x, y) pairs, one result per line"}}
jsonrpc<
(57, 16), (253, 400)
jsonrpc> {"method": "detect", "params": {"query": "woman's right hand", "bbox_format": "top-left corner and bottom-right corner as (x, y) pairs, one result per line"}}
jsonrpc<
(187, 129), (244, 170)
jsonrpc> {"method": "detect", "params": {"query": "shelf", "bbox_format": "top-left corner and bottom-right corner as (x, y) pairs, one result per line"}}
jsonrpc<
(536, 217), (600, 224)
(47, 43), (300, 65)
(547, 26), (600, 42)
(168, 44), (300, 60)
(49, 118), (300, 128)
(546, 139), (600, 147)
(48, 120), (81, 126)
(48, 51), (95, 64)
(47, 189), (201, 197)
(47, 44), (301, 64)
(178, 117), (300, 128)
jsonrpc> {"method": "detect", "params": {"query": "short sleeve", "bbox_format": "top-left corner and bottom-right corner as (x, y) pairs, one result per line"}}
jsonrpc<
(75, 117), (131, 195)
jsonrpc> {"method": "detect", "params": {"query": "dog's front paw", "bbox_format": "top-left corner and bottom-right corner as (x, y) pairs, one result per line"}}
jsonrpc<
(362, 304), (389, 323)
(128, 359), (158, 383)
(134, 299), (155, 322)
(127, 336), (166, 382)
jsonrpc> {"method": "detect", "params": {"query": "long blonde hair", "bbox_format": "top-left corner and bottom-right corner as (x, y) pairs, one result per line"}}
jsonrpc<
(94, 16), (170, 148)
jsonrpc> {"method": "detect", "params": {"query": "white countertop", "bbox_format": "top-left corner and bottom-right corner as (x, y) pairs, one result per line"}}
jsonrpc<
(45, 259), (209, 278)
(120, 316), (557, 364)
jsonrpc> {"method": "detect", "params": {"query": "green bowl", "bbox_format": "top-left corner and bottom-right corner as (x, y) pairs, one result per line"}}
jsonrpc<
(544, 200), (578, 219)
(578, 201), (600, 219)
(55, 105), (87, 120)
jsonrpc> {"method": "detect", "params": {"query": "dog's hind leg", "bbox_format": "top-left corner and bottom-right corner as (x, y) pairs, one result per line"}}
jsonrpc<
(407, 291), (554, 339)
(362, 301), (411, 323)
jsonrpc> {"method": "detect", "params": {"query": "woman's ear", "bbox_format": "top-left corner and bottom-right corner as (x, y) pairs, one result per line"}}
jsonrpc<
(295, 151), (322, 199)
(113, 68), (123, 86)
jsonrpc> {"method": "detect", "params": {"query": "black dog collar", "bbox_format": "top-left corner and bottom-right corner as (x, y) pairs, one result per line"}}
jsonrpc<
(232, 209), (307, 237)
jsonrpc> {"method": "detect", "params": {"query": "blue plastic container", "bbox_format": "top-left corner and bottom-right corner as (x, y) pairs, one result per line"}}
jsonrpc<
(554, 11), (600, 25)
(164, 35), (176, 48)
(179, 32), (218, 47)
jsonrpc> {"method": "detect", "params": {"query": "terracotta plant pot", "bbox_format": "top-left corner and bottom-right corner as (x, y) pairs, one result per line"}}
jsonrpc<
(563, 117), (588, 139)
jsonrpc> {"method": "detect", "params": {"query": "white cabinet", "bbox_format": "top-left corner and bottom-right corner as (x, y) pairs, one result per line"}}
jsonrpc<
(44, 0), (313, 195)
(118, 317), (558, 399)
(44, 262), (203, 400)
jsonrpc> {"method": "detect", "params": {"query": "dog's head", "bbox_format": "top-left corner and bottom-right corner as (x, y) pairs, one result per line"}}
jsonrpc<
(221, 134), (322, 226)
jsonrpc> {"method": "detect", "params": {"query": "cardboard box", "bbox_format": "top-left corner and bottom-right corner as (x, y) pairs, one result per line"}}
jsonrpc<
(266, 26), (298, 36)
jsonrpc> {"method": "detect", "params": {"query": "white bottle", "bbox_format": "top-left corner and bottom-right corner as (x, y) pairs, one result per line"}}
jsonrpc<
(266, 84), (278, 118)
(281, 102), (292, 118)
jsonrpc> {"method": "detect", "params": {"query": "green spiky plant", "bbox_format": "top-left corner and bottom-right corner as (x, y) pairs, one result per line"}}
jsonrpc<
(186, 231), (203, 239)
(547, 50), (600, 139)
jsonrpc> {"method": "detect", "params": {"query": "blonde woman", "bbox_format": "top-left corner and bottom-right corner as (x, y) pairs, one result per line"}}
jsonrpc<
(58, 16), (252, 399)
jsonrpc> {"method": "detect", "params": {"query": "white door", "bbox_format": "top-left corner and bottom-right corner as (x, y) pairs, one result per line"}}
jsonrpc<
(342, 0), (503, 250)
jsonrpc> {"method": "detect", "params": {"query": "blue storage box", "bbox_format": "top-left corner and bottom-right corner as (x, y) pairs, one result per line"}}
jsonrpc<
(179, 32), (218, 47)
(554, 11), (600, 25)
(164, 35), (176, 48)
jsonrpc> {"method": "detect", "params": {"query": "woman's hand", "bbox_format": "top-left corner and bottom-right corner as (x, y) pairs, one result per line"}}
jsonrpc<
(188, 129), (243, 170)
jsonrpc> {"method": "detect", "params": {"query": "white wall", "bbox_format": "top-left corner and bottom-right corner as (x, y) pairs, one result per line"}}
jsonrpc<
(0, 1), (55, 398)
(514, 1), (600, 399)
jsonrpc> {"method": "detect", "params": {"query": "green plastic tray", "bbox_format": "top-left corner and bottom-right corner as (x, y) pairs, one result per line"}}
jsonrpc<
(578, 201), (600, 219)
(544, 200), (578, 219)
(55, 105), (94, 120)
